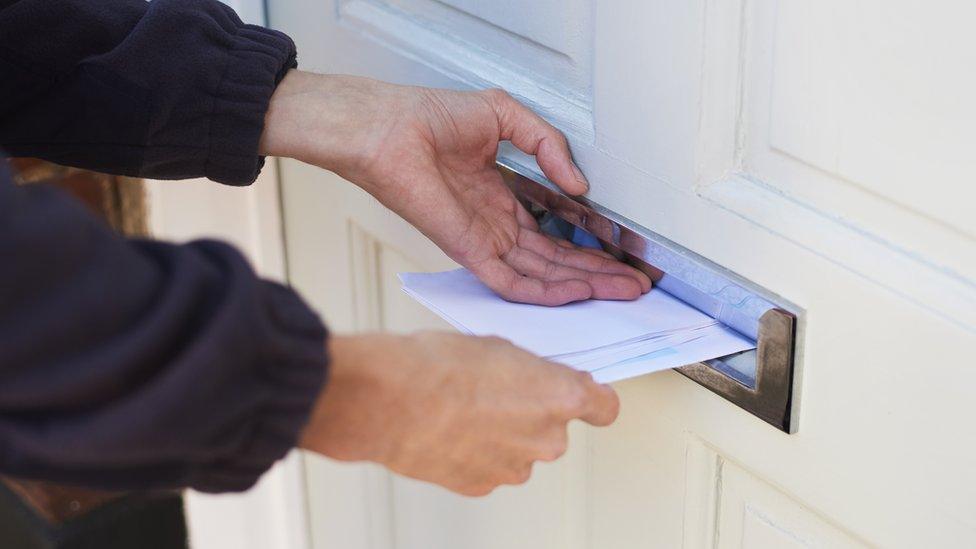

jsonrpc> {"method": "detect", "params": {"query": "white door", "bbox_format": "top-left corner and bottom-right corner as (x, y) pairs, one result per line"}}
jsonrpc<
(268, 1), (976, 547)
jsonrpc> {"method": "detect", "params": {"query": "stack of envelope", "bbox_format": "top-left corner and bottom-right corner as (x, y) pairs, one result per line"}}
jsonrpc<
(399, 269), (755, 383)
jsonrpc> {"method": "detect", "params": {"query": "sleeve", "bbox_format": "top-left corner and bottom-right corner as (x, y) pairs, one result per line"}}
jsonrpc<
(0, 163), (328, 493)
(0, 0), (296, 185)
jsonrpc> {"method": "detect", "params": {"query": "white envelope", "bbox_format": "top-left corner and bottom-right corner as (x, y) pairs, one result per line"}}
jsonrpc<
(399, 268), (755, 382)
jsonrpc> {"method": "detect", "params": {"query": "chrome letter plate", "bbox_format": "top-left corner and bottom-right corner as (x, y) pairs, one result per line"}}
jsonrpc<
(498, 160), (801, 433)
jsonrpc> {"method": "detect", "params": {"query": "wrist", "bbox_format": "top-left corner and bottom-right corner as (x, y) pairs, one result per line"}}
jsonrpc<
(299, 334), (401, 464)
(259, 71), (397, 182)
(259, 69), (318, 160)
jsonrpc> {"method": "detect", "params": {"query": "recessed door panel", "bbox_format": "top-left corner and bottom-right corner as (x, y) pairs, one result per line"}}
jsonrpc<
(764, 1), (976, 238)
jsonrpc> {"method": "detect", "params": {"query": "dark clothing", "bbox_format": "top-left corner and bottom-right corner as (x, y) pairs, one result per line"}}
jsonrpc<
(0, 0), (328, 493)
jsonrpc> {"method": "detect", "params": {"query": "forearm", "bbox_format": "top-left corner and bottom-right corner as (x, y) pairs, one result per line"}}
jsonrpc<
(0, 165), (327, 492)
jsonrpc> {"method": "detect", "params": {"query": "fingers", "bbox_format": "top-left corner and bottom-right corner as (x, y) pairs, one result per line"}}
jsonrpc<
(534, 428), (569, 463)
(552, 239), (619, 261)
(551, 237), (615, 260)
(471, 258), (592, 306)
(452, 464), (534, 496)
(435, 349), (618, 498)
(518, 230), (652, 293)
(550, 238), (616, 263)
(473, 229), (652, 304)
(485, 88), (588, 196)
(503, 246), (644, 300)
(514, 201), (540, 231)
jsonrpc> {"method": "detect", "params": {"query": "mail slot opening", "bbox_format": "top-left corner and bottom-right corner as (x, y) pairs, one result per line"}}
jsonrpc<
(536, 212), (761, 389)
(500, 159), (799, 432)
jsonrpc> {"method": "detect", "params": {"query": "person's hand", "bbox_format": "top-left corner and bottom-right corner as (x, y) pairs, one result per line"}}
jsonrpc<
(261, 71), (651, 305)
(299, 332), (620, 496)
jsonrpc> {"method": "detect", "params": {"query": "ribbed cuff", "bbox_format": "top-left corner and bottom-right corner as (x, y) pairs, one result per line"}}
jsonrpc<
(205, 24), (297, 185)
(189, 282), (327, 493)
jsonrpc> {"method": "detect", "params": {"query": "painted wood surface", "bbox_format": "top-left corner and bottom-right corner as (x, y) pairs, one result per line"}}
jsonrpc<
(269, 0), (976, 547)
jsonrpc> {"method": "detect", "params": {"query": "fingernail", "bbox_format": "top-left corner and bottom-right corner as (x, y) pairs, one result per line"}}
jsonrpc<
(572, 165), (589, 192)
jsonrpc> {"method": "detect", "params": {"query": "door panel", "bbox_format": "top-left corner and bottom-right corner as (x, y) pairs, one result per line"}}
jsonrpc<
(765, 1), (976, 237)
(699, 0), (976, 329)
(682, 437), (866, 549)
(271, 0), (976, 547)
(718, 457), (865, 549)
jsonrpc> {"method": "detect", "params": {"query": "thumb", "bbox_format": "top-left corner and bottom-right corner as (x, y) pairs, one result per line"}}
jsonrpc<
(575, 374), (620, 427)
(484, 88), (589, 196)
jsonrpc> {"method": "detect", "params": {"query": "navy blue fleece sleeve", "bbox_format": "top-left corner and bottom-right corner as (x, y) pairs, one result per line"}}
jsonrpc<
(0, 0), (296, 184)
(0, 0), (328, 493)
(0, 164), (327, 493)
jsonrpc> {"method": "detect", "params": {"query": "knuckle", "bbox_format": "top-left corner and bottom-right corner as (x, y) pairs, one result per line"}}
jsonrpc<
(543, 260), (560, 280)
(416, 330), (454, 344)
(572, 374), (596, 403)
(590, 390), (620, 426)
(553, 437), (569, 458)
(483, 87), (512, 104)
(496, 281), (524, 303)
(606, 390), (622, 422)
(482, 335), (508, 345)
(504, 465), (533, 485)
(551, 243), (569, 261)
(539, 440), (568, 462)
(553, 130), (569, 147)
(560, 385), (589, 417)
(574, 369), (596, 384)
(460, 483), (496, 497)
